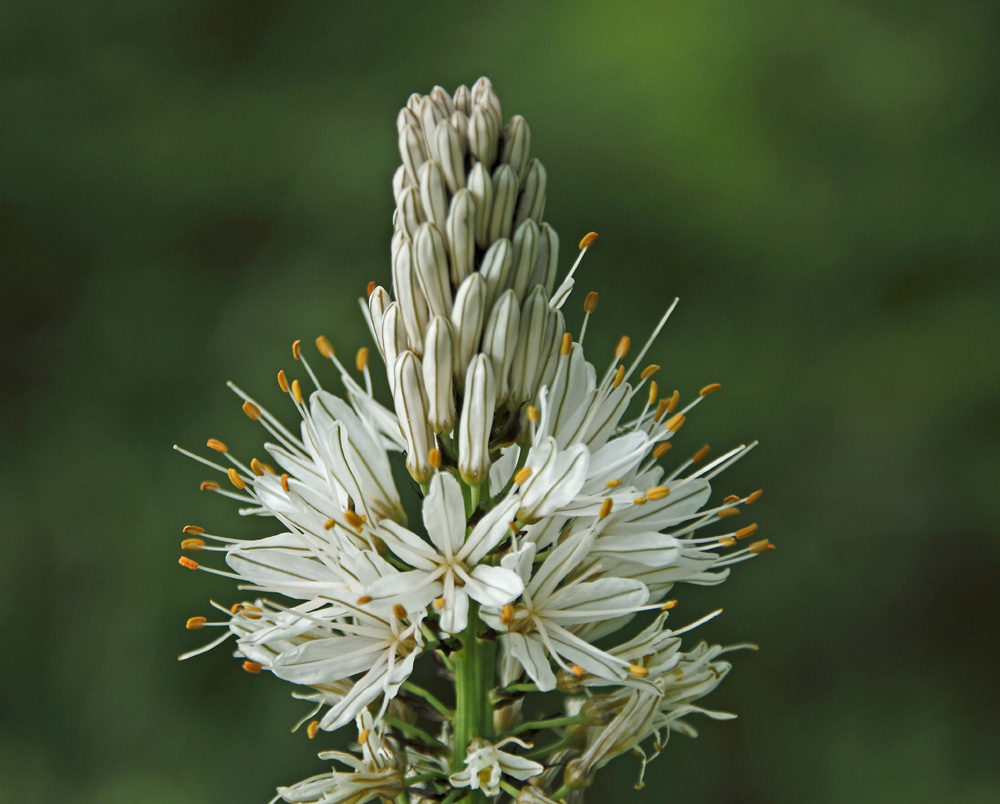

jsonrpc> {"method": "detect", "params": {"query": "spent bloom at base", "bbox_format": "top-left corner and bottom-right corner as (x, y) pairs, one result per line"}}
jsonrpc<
(176, 77), (773, 804)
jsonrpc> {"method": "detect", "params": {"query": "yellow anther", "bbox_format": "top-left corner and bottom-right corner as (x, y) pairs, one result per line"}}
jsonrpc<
(615, 336), (631, 359)
(356, 347), (369, 372)
(599, 498), (614, 519)
(186, 616), (207, 630)
(570, 664), (586, 677)
(629, 664), (649, 678)
(314, 335), (334, 358)
(718, 507), (740, 518)
(583, 291), (599, 313)
(719, 536), (737, 547)
(606, 478), (622, 488)
(699, 383), (722, 397)
(227, 468), (246, 490)
(366, 280), (377, 297)
(206, 438), (228, 453)
(259, 462), (276, 474)
(723, 494), (740, 504)
(612, 365), (625, 388)
(242, 660), (263, 674)
(230, 603), (243, 614)
(178, 556), (199, 570)
(280, 473), (290, 492)
(358, 728), (371, 744)
(665, 413), (686, 432)
(578, 231), (599, 250)
(250, 458), (266, 476)
(344, 510), (365, 532)
(633, 496), (648, 506)
(356, 595), (373, 605)
(501, 604), (516, 626)
(646, 486), (670, 501)
(660, 599), (678, 610)
(433, 597), (445, 610)
(691, 445), (710, 464)
(653, 399), (670, 422)
(182, 525), (205, 535)
(277, 369), (290, 393)
(735, 523), (759, 540)
(199, 480), (220, 491)
(514, 467), (532, 486)
(393, 604), (407, 620)
(527, 405), (540, 423)
(428, 447), (442, 469)
(242, 604), (262, 620)
(307, 720), (320, 740)
(323, 518), (336, 530)
(640, 364), (660, 380)
(746, 488), (764, 504)
(181, 538), (205, 551)
(652, 442), (672, 459)
(749, 539), (775, 554)
(292, 339), (302, 360)
(508, 521), (521, 536)
(242, 400), (262, 420)
(561, 332), (573, 355)
(647, 381), (658, 406)
(667, 390), (680, 414)
(291, 379), (303, 404)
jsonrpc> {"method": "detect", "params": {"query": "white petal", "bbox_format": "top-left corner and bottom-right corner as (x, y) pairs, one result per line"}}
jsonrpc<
(422, 472), (466, 558)
(466, 564), (524, 607)
(461, 493), (523, 564)
(504, 632), (557, 691)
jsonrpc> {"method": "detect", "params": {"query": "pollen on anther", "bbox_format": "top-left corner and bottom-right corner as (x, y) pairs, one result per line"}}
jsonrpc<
(344, 511), (365, 532)
(647, 486), (670, 501)
(199, 481), (220, 491)
(181, 538), (205, 551)
(665, 413), (686, 432)
(230, 603), (244, 614)
(615, 336), (631, 360)
(652, 442), (672, 459)
(501, 604), (515, 626)
(508, 521), (520, 536)
(280, 473), (290, 492)
(186, 616), (207, 630)
(640, 364), (660, 380)
(307, 720), (320, 740)
(250, 458), (265, 476)
(647, 381), (658, 406)
(599, 498), (614, 519)
(660, 599), (678, 610)
(746, 489), (764, 504)
(277, 370), (290, 393)
(428, 447), (442, 469)
(723, 494), (740, 504)
(243, 660), (263, 674)
(629, 664), (649, 678)
(242, 400), (262, 420)
(653, 399), (670, 422)
(700, 383), (722, 397)
(570, 664), (586, 677)
(358, 728), (371, 744)
(356, 347), (369, 372)
(735, 524), (759, 540)
(561, 332), (572, 356)
(718, 507), (740, 518)
(356, 595), (373, 605)
(584, 291), (599, 313)
(178, 556), (199, 570)
(527, 406), (540, 423)
(291, 379), (303, 404)
(514, 467), (532, 486)
(612, 365), (625, 389)
(393, 604), (407, 620)
(242, 604), (262, 620)
(182, 525), (205, 535)
(323, 518), (336, 530)
(749, 539), (775, 554)
(606, 478), (622, 488)
(227, 468), (246, 490)
(633, 496), (648, 506)
(433, 597), (445, 610)
(292, 339), (302, 360)
(579, 231), (599, 250)
(206, 438), (228, 453)
(692, 445), (710, 464)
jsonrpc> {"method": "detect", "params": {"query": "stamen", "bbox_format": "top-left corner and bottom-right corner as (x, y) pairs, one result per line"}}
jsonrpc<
(584, 291), (599, 313)
(344, 511), (365, 532)
(324, 518), (336, 530)
(206, 439), (228, 453)
(178, 557), (199, 570)
(280, 473), (290, 492)
(277, 370), (290, 393)
(633, 496), (648, 506)
(652, 442), (671, 459)
(500, 604), (516, 626)
(699, 383), (722, 396)
(749, 539), (775, 554)
(629, 664), (649, 678)
(366, 280), (377, 297)
(315, 336), (335, 359)
(606, 479), (622, 488)
(242, 401), (262, 420)
(199, 481), (220, 491)
(243, 660), (263, 674)
(653, 399), (670, 422)
(666, 390), (680, 414)
(612, 365), (625, 389)
(691, 445), (710, 464)
(647, 381), (658, 406)
(615, 336), (631, 360)
(227, 468), (246, 490)
(746, 489), (763, 504)
(570, 665), (586, 677)
(181, 538), (205, 551)
(579, 232), (599, 250)
(646, 486), (670, 501)
(622, 297), (679, 384)
(514, 467), (532, 486)
(291, 379), (303, 404)
(250, 458), (265, 476)
(230, 603), (243, 614)
(660, 599), (678, 610)
(723, 494), (740, 504)
(719, 536), (737, 547)
(393, 604), (407, 620)
(186, 616), (207, 629)
(292, 339), (302, 360)
(358, 728), (371, 744)
(640, 364), (660, 380)
(307, 720), (320, 740)
(718, 507), (740, 518)
(561, 332), (573, 355)
(182, 525), (205, 535)
(356, 595), (373, 605)
(735, 524), (758, 540)
(356, 347), (369, 372)
(665, 413), (685, 432)
(428, 448), (442, 470)
(526, 406), (540, 423)
(433, 597), (445, 610)
(599, 498), (614, 519)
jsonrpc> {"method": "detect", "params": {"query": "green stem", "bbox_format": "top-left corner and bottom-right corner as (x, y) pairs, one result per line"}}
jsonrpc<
(551, 783), (574, 801)
(384, 715), (446, 750)
(452, 602), (496, 803)
(502, 682), (539, 694)
(403, 771), (444, 787)
(509, 714), (585, 736)
(403, 681), (453, 718)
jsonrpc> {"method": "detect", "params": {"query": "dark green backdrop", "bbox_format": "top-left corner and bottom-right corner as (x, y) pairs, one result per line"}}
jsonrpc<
(3, 2), (998, 802)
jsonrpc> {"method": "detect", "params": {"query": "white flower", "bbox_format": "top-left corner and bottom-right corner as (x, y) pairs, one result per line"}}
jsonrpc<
(449, 737), (543, 797)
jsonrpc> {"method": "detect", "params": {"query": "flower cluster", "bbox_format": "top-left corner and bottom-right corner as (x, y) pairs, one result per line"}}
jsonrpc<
(176, 78), (771, 804)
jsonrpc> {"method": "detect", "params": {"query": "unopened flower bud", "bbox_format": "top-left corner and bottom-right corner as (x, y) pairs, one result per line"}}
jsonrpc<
(501, 114), (532, 181)
(458, 355), (496, 485)
(510, 219), (539, 304)
(508, 285), (550, 406)
(489, 164), (518, 243)
(468, 162), (494, 249)
(393, 351), (435, 483)
(435, 119), (466, 194)
(418, 159), (448, 235)
(446, 188), (476, 285)
(392, 233), (429, 354)
(531, 222), (559, 296)
(513, 158), (547, 231)
(482, 289), (521, 404)
(450, 273), (487, 386)
(423, 317), (456, 433)
(413, 222), (452, 318)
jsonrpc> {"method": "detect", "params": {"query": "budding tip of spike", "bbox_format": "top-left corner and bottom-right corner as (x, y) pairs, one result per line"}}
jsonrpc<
(315, 335), (335, 359)
(206, 438), (228, 453)
(579, 231), (599, 250)
(292, 339), (302, 360)
(700, 383), (722, 397)
(227, 468), (246, 490)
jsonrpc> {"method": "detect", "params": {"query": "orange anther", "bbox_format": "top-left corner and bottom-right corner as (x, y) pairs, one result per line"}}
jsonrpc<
(206, 438), (228, 453)
(666, 390), (679, 414)
(633, 496), (648, 506)
(561, 332), (572, 356)
(700, 383), (722, 397)
(735, 523), (759, 540)
(433, 597), (445, 610)
(514, 467), (532, 486)
(356, 347), (369, 372)
(746, 489), (764, 504)
(230, 603), (243, 614)
(250, 458), (265, 476)
(723, 494), (740, 504)
(749, 539), (775, 554)
(660, 599), (678, 610)
(612, 365), (625, 389)
(178, 556), (199, 570)
(277, 370), (290, 393)
(718, 507), (739, 518)
(647, 381), (658, 406)
(393, 604), (407, 620)
(290, 379), (303, 404)
(186, 616), (207, 630)
(428, 448), (442, 469)
(652, 442), (672, 459)
(366, 281), (377, 297)
(599, 498), (614, 519)
(358, 728), (371, 744)
(307, 720), (320, 740)
(242, 400), (262, 420)
(280, 473), (290, 492)
(344, 510), (365, 532)
(199, 481), (220, 491)
(526, 406), (540, 423)
(640, 364), (660, 380)
(182, 525), (205, 535)
(719, 536), (737, 547)
(292, 339), (302, 360)
(665, 413), (685, 432)
(242, 660), (263, 674)
(501, 604), (515, 626)
(227, 468), (246, 490)
(570, 665), (586, 677)
(629, 664), (649, 678)
(605, 478), (622, 488)
(578, 231), (599, 250)
(324, 518), (336, 530)
(356, 596), (373, 605)
(646, 486), (670, 501)
(691, 445), (710, 464)
(583, 291), (599, 313)
(181, 538), (205, 551)
(615, 336), (631, 360)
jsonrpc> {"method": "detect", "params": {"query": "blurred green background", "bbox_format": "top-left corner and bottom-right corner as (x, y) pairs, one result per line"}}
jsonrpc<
(3, 1), (998, 802)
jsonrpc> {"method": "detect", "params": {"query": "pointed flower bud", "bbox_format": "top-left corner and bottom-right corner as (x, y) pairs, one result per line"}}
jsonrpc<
(482, 289), (521, 405)
(489, 164), (518, 243)
(513, 158), (547, 231)
(459, 355), (496, 486)
(423, 317), (456, 433)
(392, 233), (429, 354)
(446, 188), (476, 285)
(393, 351), (435, 483)
(413, 222), (452, 318)
(450, 273), (487, 385)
